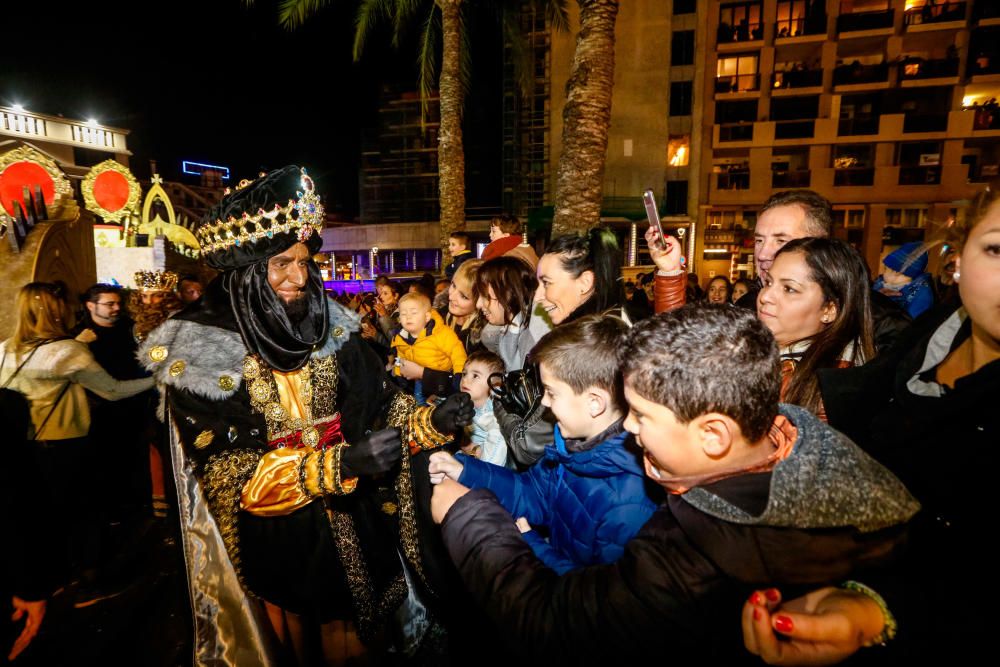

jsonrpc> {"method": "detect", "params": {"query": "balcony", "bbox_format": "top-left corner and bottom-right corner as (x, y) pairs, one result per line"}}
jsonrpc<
(837, 9), (894, 33)
(975, 0), (1000, 21)
(775, 16), (827, 39)
(838, 115), (881, 135)
(771, 69), (823, 90)
(899, 165), (943, 185)
(973, 105), (1000, 129)
(716, 169), (751, 190)
(774, 119), (816, 139)
(834, 167), (875, 186)
(833, 62), (889, 86)
(969, 55), (1000, 77)
(717, 21), (764, 44)
(0, 106), (129, 154)
(719, 123), (754, 142)
(899, 58), (960, 81)
(772, 170), (812, 188)
(903, 112), (949, 132)
(904, 2), (968, 27)
(715, 74), (761, 94)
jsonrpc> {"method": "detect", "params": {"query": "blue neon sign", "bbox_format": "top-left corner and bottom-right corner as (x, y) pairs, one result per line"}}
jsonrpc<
(182, 161), (231, 180)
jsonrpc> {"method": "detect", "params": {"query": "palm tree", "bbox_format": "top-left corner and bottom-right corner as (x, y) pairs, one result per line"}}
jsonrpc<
(270, 0), (566, 262)
(551, 0), (619, 235)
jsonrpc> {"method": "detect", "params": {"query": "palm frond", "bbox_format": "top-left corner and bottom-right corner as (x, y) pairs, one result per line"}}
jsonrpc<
(501, 4), (533, 98)
(277, 0), (334, 30)
(392, 0), (430, 49)
(418, 6), (441, 121)
(353, 0), (396, 61)
(541, 0), (569, 33)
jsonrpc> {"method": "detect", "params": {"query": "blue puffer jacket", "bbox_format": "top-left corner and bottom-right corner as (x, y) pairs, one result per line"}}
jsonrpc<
(457, 420), (656, 574)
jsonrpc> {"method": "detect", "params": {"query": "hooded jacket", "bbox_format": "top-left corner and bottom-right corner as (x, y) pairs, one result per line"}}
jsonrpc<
(440, 404), (918, 663)
(391, 309), (467, 375)
(457, 421), (656, 574)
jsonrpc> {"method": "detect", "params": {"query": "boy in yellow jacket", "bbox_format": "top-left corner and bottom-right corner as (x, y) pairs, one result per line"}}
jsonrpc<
(392, 292), (467, 403)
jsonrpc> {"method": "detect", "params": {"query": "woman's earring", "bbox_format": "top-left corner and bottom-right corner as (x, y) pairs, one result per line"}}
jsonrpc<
(954, 270), (960, 282)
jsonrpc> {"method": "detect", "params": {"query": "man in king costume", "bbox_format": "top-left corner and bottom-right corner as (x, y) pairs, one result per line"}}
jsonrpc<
(139, 166), (472, 665)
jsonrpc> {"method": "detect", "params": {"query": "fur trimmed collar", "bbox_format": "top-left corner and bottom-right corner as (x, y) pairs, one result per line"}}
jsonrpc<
(138, 299), (361, 400)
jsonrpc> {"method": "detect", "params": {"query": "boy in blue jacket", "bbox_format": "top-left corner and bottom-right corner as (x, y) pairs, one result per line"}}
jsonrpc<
(428, 315), (656, 574)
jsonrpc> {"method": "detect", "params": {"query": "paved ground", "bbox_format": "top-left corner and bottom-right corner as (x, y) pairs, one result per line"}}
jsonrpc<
(14, 516), (192, 666)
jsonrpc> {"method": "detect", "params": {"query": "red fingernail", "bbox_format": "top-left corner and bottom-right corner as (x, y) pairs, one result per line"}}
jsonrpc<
(765, 588), (780, 602)
(774, 616), (794, 634)
(750, 592), (763, 605)
(753, 608), (761, 621)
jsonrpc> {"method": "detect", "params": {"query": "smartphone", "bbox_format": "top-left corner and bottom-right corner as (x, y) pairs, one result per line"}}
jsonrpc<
(643, 189), (667, 248)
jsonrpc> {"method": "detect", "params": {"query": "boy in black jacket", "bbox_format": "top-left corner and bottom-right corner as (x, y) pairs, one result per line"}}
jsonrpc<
(430, 304), (918, 663)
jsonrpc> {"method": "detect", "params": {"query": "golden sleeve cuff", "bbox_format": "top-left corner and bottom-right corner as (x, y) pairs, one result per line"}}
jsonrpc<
(240, 445), (358, 517)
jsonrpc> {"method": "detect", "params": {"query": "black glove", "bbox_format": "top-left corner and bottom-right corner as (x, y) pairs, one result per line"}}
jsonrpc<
(430, 392), (474, 434)
(340, 428), (402, 477)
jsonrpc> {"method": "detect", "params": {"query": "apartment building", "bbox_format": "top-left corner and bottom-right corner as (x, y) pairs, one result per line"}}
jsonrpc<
(699, 0), (1000, 278)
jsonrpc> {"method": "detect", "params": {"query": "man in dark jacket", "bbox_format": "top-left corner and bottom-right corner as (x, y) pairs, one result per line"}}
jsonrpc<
(429, 305), (917, 663)
(697, 189), (910, 353)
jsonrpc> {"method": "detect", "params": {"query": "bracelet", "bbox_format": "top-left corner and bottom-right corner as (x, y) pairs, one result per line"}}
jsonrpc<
(840, 580), (896, 647)
(297, 452), (313, 498)
(316, 448), (328, 495)
(330, 442), (358, 495)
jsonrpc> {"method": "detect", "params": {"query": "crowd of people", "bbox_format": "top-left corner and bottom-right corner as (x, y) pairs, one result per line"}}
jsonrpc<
(2, 174), (996, 665)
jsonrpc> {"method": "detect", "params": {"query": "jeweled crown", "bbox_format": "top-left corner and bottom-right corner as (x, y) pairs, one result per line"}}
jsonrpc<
(195, 168), (324, 254)
(134, 270), (178, 293)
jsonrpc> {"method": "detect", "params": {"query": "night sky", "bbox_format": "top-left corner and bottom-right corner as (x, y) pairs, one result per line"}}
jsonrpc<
(2, 0), (503, 218)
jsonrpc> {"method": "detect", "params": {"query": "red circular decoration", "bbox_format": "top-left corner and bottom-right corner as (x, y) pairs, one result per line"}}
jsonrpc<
(93, 170), (130, 213)
(0, 161), (55, 216)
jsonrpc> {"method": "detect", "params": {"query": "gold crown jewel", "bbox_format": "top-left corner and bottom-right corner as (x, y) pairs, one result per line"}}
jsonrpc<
(197, 168), (324, 253)
(135, 270), (179, 293)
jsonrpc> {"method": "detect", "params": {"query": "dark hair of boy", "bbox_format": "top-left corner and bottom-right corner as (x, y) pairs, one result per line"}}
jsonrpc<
(84, 283), (121, 303)
(620, 304), (780, 442)
(450, 232), (470, 248)
(759, 189), (833, 238)
(544, 227), (623, 314)
(474, 256), (538, 326)
(490, 213), (522, 235)
(465, 349), (505, 377)
(774, 237), (876, 413)
(530, 314), (628, 411)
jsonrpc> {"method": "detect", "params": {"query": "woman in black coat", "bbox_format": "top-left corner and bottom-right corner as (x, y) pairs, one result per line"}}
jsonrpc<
(743, 186), (1000, 663)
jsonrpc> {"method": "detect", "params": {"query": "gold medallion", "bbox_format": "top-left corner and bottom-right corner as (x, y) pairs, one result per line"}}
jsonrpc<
(169, 360), (186, 377)
(194, 429), (213, 449)
(148, 345), (168, 363)
(243, 356), (260, 380)
(266, 402), (286, 422)
(218, 375), (235, 391)
(381, 502), (398, 516)
(332, 326), (345, 338)
(301, 426), (320, 448)
(250, 378), (272, 403)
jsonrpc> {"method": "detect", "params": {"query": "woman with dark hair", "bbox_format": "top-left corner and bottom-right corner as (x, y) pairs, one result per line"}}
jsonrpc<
(535, 227), (625, 325)
(757, 237), (875, 418)
(731, 278), (752, 304)
(475, 256), (550, 372)
(705, 275), (733, 305)
(743, 185), (1000, 664)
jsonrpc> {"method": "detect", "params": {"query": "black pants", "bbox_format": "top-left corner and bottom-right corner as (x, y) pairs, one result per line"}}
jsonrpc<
(35, 437), (100, 577)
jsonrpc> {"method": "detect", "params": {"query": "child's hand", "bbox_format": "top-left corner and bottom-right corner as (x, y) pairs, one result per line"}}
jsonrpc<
(515, 517), (532, 533)
(428, 450), (464, 484)
(431, 478), (470, 524)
